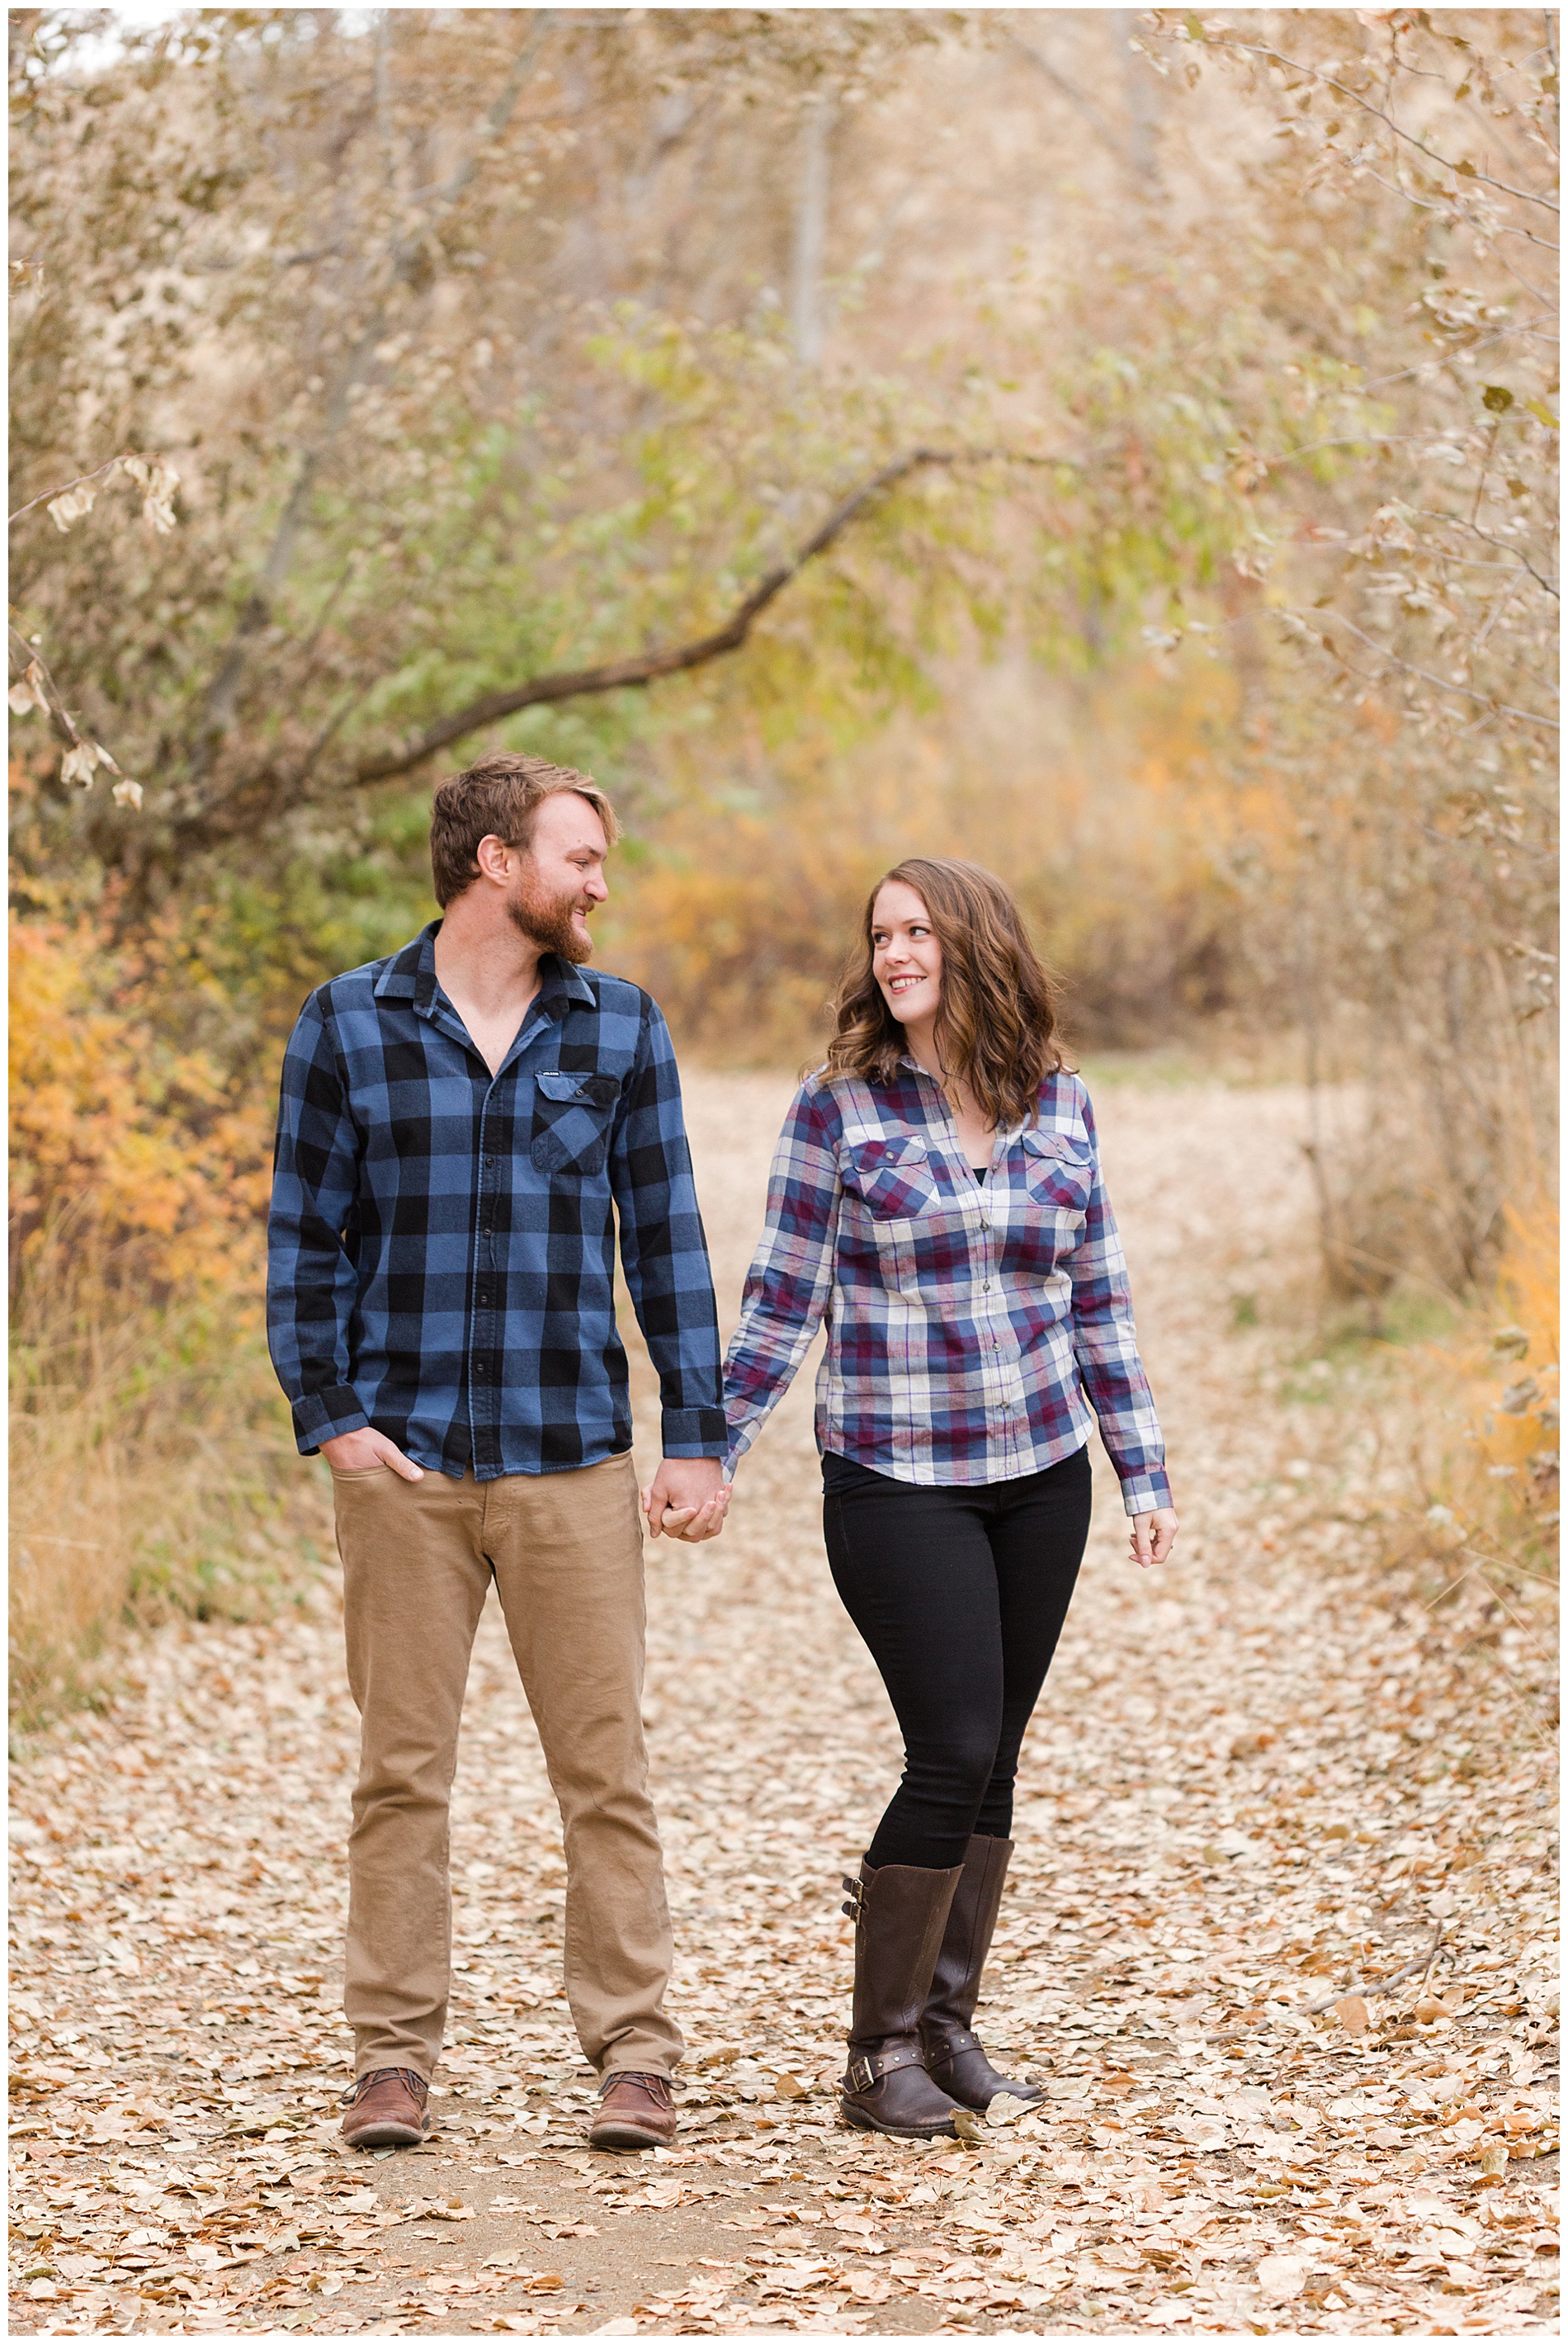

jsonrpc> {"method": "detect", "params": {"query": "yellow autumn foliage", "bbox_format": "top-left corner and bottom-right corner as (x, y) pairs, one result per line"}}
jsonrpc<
(10, 911), (272, 1302)
(1417, 1198), (1561, 1568)
(10, 914), (319, 1728)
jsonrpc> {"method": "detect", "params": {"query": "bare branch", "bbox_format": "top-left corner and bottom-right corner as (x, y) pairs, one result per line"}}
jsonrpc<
(1004, 28), (1133, 171)
(8, 625), (139, 802)
(9, 453), (131, 527)
(9, 622), (87, 749)
(1353, 158), (1561, 248)
(1283, 606), (1559, 729)
(1438, 513), (1558, 601)
(421, 12), (555, 218)
(1306, 1922), (1446, 2016)
(1361, 326), (1544, 391)
(1264, 432), (1434, 465)
(1203, 34), (1561, 215)
(351, 446), (1074, 787)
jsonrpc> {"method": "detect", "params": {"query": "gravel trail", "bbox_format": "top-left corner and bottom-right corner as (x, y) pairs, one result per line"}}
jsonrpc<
(11, 1075), (1558, 2336)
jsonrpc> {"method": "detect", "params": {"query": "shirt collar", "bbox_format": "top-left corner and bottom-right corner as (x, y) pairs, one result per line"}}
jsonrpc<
(371, 921), (597, 1018)
(895, 1055), (1024, 1142)
(372, 922), (438, 1003)
(533, 953), (597, 1016)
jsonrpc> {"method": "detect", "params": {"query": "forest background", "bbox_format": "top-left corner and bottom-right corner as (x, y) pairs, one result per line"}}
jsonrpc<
(8, 6), (1559, 1726)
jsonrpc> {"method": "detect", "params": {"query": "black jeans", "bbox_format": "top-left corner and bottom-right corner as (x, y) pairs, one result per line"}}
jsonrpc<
(822, 1445), (1093, 1872)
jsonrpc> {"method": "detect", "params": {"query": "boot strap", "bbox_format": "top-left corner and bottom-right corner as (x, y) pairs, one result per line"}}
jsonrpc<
(846, 2042), (923, 2094)
(840, 1873), (865, 1922)
(923, 2023), (980, 2058)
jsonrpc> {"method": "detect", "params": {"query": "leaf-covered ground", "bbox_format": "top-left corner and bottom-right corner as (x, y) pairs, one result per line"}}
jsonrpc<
(10, 1075), (1559, 2337)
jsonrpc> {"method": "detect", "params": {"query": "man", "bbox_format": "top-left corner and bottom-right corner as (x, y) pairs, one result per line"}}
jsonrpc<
(267, 752), (729, 2154)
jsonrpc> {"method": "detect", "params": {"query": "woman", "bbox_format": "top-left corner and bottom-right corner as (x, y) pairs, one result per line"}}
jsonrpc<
(721, 858), (1177, 2140)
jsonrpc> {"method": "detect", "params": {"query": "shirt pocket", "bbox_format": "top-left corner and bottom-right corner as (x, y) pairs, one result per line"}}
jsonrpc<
(1020, 1127), (1094, 1217)
(843, 1134), (938, 1221)
(531, 1068), (622, 1176)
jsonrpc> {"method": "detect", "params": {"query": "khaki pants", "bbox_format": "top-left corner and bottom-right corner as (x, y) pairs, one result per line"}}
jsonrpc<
(332, 1450), (682, 2084)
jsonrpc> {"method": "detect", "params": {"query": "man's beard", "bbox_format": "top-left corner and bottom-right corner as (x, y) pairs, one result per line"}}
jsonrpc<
(507, 876), (593, 964)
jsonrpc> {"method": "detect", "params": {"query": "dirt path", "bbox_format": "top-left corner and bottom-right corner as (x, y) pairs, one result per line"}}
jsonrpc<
(11, 1075), (1558, 2337)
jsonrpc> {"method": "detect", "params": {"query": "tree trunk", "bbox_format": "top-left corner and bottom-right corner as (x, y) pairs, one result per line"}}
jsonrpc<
(1111, 11), (1164, 200)
(790, 92), (834, 368)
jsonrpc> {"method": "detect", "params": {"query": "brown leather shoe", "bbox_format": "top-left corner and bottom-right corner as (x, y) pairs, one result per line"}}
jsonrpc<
(588, 2069), (677, 2150)
(341, 2067), (432, 2148)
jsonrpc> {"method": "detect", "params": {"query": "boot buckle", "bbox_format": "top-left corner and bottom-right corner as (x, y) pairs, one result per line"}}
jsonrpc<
(840, 1874), (865, 1922)
(846, 2042), (921, 2091)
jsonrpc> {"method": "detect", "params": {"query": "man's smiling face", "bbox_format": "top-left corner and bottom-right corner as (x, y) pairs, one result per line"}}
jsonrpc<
(507, 791), (611, 963)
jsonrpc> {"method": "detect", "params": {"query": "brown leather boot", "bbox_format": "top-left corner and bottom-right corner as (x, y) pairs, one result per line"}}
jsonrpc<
(919, 1834), (1043, 2109)
(588, 2070), (678, 2150)
(840, 1859), (965, 2139)
(340, 2067), (433, 2147)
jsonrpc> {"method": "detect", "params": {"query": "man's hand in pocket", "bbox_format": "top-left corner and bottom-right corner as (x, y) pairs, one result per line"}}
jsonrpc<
(320, 1429), (425, 1482)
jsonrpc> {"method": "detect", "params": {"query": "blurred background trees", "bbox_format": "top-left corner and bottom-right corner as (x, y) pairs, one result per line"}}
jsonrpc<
(10, 7), (1557, 1711)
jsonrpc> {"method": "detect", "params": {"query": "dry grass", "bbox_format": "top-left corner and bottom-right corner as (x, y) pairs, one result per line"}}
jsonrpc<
(1299, 977), (1554, 1310)
(8, 1233), (331, 1736)
(1407, 1196), (1561, 1585)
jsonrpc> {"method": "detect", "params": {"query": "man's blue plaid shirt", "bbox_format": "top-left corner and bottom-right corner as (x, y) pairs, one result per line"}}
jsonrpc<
(267, 924), (726, 1478)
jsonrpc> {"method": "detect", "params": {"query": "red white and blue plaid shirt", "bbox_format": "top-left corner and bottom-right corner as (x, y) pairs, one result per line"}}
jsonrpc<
(721, 1062), (1170, 1515)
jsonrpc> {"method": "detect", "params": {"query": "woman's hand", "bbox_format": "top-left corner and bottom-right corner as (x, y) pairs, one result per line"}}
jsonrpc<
(640, 1458), (732, 1543)
(1129, 1506), (1178, 1568)
(649, 1486), (731, 1543)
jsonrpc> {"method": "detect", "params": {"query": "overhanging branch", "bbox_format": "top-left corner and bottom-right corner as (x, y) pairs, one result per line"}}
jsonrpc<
(351, 445), (1070, 785)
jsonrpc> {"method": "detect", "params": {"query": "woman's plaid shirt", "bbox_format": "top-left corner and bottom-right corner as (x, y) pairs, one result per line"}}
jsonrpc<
(721, 1063), (1170, 1515)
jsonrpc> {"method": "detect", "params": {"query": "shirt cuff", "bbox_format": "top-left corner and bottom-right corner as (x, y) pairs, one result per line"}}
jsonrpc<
(1120, 1467), (1173, 1518)
(660, 1404), (730, 1458)
(292, 1386), (371, 1453)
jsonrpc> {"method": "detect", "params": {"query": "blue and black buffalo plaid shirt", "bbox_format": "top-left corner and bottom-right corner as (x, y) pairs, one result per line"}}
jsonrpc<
(267, 923), (726, 1477)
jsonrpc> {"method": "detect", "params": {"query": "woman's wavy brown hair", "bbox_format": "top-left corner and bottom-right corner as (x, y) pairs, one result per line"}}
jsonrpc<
(823, 858), (1070, 1127)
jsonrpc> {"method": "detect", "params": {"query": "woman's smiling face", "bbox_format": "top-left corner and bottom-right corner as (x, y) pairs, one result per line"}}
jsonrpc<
(871, 881), (942, 1031)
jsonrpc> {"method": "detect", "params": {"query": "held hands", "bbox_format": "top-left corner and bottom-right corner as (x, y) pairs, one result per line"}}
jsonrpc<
(320, 1427), (424, 1482)
(1129, 1505), (1178, 1568)
(640, 1457), (730, 1543)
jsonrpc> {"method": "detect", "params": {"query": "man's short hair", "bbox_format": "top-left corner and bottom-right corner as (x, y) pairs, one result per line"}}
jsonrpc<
(428, 753), (620, 907)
